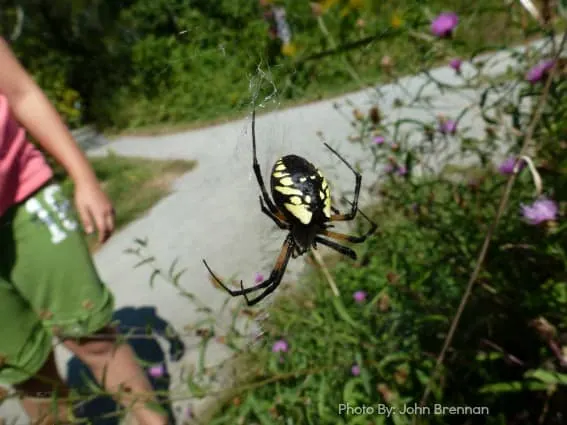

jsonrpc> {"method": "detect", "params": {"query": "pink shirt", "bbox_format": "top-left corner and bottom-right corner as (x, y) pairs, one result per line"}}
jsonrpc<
(0, 94), (53, 218)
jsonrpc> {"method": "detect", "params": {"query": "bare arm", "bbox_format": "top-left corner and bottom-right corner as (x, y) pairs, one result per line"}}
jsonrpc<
(0, 37), (114, 243)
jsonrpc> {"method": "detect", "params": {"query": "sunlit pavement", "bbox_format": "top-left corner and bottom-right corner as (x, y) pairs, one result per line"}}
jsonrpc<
(0, 37), (554, 424)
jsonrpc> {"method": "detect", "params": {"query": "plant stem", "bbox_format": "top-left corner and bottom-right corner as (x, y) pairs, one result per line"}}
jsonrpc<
(312, 249), (340, 297)
(416, 30), (567, 419)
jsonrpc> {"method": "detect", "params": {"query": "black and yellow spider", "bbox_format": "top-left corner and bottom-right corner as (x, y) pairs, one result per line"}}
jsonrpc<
(202, 109), (377, 306)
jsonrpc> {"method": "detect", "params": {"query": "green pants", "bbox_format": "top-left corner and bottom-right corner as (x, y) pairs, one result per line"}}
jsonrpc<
(0, 182), (114, 385)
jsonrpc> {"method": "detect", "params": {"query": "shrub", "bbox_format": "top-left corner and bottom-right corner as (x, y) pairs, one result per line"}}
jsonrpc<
(0, 0), (541, 131)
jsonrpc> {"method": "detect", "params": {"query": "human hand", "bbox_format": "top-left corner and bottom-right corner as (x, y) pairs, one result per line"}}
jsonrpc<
(74, 179), (115, 244)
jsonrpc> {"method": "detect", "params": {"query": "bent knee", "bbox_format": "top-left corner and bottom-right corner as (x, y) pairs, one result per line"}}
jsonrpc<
(62, 325), (121, 359)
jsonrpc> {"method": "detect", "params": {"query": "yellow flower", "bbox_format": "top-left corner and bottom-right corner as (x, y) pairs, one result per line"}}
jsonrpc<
(391, 13), (403, 28)
(281, 42), (297, 57)
(320, 0), (363, 16)
(348, 0), (364, 9)
(320, 0), (338, 12)
(228, 92), (239, 106)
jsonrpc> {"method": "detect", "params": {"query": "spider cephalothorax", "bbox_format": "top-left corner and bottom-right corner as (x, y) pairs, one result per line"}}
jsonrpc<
(203, 109), (377, 306)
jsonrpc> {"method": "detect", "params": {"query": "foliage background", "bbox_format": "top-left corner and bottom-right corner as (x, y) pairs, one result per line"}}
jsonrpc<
(0, 0), (538, 133)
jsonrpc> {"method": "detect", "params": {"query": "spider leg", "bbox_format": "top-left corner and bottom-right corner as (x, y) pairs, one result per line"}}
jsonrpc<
(325, 201), (377, 242)
(203, 259), (270, 297)
(323, 142), (361, 221)
(322, 209), (377, 242)
(242, 235), (294, 306)
(251, 108), (279, 215)
(314, 236), (357, 260)
(259, 196), (290, 230)
(320, 227), (375, 244)
(202, 235), (294, 305)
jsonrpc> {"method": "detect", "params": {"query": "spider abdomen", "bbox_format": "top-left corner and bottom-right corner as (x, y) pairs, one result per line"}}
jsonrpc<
(270, 154), (332, 226)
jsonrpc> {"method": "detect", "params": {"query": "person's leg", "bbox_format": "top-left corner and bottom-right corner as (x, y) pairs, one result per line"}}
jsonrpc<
(8, 182), (169, 425)
(63, 326), (168, 425)
(13, 351), (74, 424)
(0, 204), (72, 424)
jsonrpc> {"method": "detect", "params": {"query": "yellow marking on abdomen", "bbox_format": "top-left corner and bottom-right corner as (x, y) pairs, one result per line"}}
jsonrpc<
(304, 195), (311, 203)
(299, 176), (307, 182)
(290, 196), (303, 205)
(284, 203), (313, 224)
(323, 191), (332, 218)
(275, 162), (286, 171)
(279, 177), (294, 186)
(272, 171), (289, 178)
(275, 186), (304, 196)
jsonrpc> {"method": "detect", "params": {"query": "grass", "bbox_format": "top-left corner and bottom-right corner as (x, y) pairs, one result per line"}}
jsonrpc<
(56, 153), (198, 251)
(101, 1), (550, 138)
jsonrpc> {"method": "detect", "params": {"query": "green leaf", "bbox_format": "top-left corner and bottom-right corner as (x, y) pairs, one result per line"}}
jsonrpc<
(168, 257), (179, 279)
(248, 394), (273, 425)
(418, 314), (448, 324)
(186, 374), (209, 398)
(180, 289), (196, 301)
(133, 237), (148, 247)
(479, 87), (490, 108)
(476, 351), (503, 362)
(343, 378), (366, 405)
(173, 268), (188, 285)
(149, 269), (160, 288)
(331, 296), (367, 334)
(355, 352), (372, 396)
(478, 381), (548, 393)
(525, 369), (567, 385)
(78, 370), (103, 395)
(317, 375), (328, 419)
(145, 400), (168, 415)
(198, 330), (212, 374)
(133, 256), (155, 268)
(392, 410), (409, 425)
(377, 353), (410, 372)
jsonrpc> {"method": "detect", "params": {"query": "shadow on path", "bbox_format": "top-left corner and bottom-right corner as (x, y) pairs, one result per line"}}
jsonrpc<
(66, 306), (185, 424)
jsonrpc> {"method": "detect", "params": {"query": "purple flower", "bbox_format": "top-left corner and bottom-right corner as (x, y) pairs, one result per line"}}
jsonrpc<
(272, 339), (289, 353)
(373, 136), (385, 145)
(449, 58), (462, 73)
(498, 156), (525, 175)
(397, 166), (408, 176)
(439, 119), (457, 135)
(351, 364), (361, 376)
(526, 60), (555, 83)
(384, 164), (395, 174)
(521, 198), (559, 225)
(353, 290), (367, 303)
(148, 364), (165, 378)
(255, 272), (264, 284)
(431, 12), (459, 37)
(185, 406), (194, 419)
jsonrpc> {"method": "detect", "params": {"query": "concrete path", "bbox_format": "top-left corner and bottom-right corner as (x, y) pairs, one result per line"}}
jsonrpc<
(0, 37), (553, 423)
